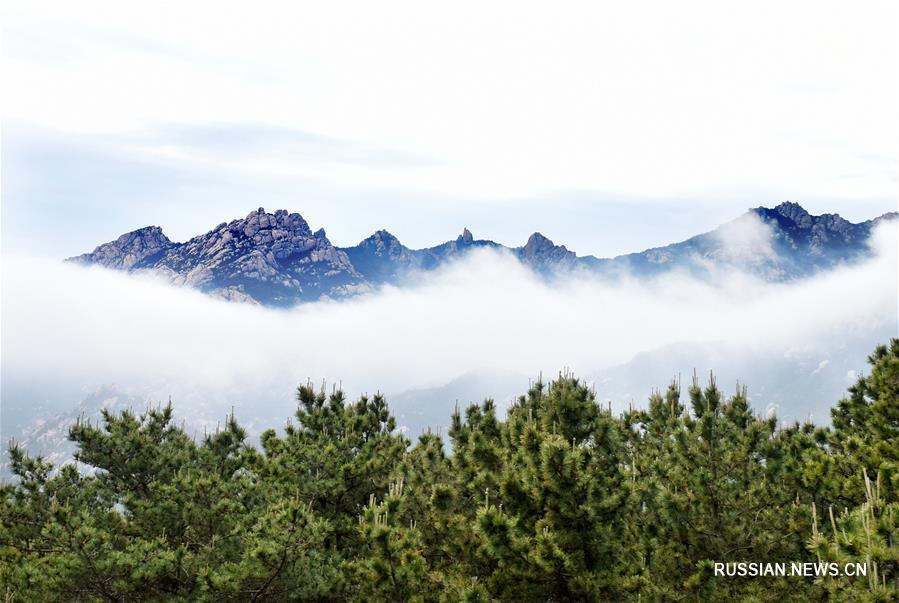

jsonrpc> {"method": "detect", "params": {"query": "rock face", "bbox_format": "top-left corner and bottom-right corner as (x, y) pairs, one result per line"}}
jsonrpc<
(0, 385), (150, 480)
(417, 228), (503, 269)
(69, 226), (174, 270)
(753, 201), (892, 256)
(153, 208), (365, 305)
(517, 232), (579, 274)
(70, 208), (367, 306)
(591, 202), (896, 280)
(342, 227), (502, 280)
(68, 203), (895, 306)
(343, 230), (421, 283)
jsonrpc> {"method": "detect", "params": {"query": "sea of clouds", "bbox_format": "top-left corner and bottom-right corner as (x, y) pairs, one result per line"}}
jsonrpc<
(1, 219), (896, 438)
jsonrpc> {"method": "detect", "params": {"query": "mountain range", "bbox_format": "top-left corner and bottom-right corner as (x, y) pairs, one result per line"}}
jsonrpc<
(68, 202), (896, 307)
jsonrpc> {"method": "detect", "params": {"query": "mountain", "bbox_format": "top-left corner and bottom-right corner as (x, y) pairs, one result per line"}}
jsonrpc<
(592, 202), (897, 280)
(387, 370), (528, 439)
(69, 202), (895, 306)
(342, 227), (502, 282)
(0, 384), (276, 481)
(70, 208), (369, 306)
(0, 386), (150, 479)
(518, 232), (579, 274)
(73, 226), (174, 270)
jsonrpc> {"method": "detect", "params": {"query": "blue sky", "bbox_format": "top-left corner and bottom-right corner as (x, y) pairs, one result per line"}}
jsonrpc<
(2, 1), (896, 258)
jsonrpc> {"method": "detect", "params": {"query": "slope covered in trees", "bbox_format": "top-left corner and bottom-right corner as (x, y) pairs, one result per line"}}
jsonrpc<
(2, 340), (898, 601)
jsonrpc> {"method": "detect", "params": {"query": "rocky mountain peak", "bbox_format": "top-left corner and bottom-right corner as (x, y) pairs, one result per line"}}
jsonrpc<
(68, 207), (365, 306)
(772, 201), (812, 225)
(342, 228), (417, 282)
(872, 212), (898, 224)
(233, 207), (311, 238)
(517, 232), (577, 272)
(749, 202), (877, 249)
(113, 225), (171, 250)
(524, 232), (554, 251)
(68, 202), (888, 306)
(68, 225), (174, 270)
(374, 229), (399, 241)
(359, 230), (402, 250)
(131, 225), (167, 238)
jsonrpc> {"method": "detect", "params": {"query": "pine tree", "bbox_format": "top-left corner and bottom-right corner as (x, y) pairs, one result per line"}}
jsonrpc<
(255, 383), (408, 598)
(627, 374), (821, 600)
(351, 478), (429, 601)
(450, 376), (638, 600)
(806, 338), (899, 599)
(3, 341), (898, 600)
(827, 340), (899, 505)
(0, 405), (340, 601)
(809, 469), (899, 600)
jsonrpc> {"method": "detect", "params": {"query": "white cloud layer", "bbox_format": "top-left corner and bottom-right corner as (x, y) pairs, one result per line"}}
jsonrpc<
(2, 223), (895, 415)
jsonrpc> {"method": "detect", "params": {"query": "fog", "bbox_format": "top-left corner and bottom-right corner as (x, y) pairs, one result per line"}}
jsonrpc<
(1, 221), (896, 433)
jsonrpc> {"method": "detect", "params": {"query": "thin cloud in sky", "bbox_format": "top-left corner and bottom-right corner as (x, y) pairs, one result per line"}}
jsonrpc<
(136, 123), (436, 167)
(3, 123), (814, 261)
(2, 0), (895, 203)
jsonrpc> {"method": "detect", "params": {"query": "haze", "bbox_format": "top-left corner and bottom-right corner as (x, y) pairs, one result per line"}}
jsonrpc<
(2, 220), (895, 433)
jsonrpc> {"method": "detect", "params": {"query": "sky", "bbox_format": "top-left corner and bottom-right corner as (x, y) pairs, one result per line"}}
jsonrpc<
(1, 0), (897, 258)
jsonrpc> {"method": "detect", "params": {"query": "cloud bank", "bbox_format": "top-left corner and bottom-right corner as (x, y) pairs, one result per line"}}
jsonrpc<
(2, 223), (895, 425)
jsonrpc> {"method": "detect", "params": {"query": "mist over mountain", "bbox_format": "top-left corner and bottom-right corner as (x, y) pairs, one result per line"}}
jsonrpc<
(68, 202), (896, 306)
(0, 386), (150, 477)
(4, 202), (894, 476)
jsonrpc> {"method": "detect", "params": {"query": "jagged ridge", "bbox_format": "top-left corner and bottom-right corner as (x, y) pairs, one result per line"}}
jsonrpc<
(68, 202), (896, 307)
